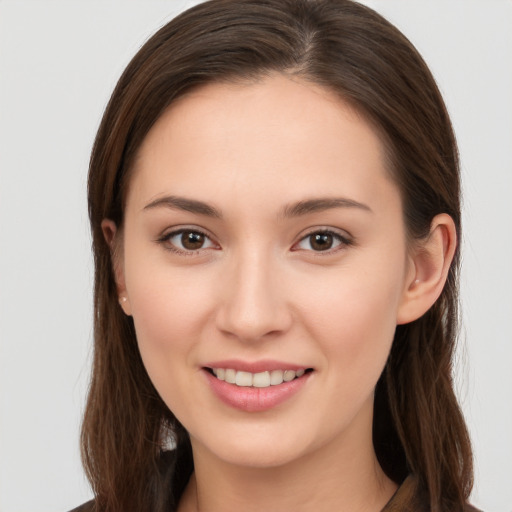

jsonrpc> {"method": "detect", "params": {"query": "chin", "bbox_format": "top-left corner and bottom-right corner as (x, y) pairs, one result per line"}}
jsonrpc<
(213, 443), (308, 469)
(188, 419), (322, 470)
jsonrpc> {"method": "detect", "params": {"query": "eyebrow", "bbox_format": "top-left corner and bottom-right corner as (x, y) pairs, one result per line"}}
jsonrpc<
(142, 195), (372, 218)
(281, 197), (373, 217)
(143, 195), (222, 218)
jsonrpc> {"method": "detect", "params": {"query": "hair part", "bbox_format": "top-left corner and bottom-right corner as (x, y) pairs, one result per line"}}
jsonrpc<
(83, 1), (472, 511)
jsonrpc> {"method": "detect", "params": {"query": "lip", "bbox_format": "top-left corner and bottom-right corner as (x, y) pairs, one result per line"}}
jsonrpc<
(203, 359), (308, 373)
(202, 363), (312, 413)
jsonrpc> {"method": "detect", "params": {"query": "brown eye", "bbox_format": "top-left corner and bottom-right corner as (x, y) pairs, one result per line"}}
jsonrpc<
(294, 230), (351, 253)
(309, 233), (334, 251)
(163, 229), (216, 253)
(181, 230), (205, 250)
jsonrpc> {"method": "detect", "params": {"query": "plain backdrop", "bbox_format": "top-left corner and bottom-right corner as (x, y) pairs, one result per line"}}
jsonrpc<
(0, 1), (511, 511)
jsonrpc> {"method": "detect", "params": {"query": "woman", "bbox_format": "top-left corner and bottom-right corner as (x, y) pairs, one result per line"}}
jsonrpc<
(73, 0), (478, 510)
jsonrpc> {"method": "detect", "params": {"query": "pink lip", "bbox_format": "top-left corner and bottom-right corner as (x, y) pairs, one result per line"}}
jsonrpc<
(203, 359), (309, 373)
(203, 367), (312, 413)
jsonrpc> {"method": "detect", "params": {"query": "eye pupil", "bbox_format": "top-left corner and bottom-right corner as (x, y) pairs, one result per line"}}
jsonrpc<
(311, 233), (333, 251)
(181, 231), (205, 250)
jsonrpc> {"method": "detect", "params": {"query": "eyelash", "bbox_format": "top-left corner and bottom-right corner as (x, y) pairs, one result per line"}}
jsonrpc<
(157, 228), (218, 256)
(156, 227), (353, 256)
(292, 229), (353, 254)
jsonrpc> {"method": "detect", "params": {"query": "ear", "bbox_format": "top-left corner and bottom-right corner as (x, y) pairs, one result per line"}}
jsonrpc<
(101, 219), (132, 316)
(396, 213), (457, 325)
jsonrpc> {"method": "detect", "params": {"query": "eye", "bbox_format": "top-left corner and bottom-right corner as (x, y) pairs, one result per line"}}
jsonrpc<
(294, 230), (352, 252)
(159, 228), (217, 253)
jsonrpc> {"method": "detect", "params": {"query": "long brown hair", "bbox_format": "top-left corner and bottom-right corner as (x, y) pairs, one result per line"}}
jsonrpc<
(82, 1), (473, 510)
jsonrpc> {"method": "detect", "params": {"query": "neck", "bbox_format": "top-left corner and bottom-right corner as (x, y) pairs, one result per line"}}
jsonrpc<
(178, 407), (397, 512)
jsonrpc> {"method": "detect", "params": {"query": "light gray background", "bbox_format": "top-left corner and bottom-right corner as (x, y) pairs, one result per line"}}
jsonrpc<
(0, 1), (511, 511)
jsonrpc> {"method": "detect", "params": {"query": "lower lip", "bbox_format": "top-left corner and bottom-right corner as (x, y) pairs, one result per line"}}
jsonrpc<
(204, 369), (311, 412)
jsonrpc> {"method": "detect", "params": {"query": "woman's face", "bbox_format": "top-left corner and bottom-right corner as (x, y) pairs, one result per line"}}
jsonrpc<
(115, 74), (416, 468)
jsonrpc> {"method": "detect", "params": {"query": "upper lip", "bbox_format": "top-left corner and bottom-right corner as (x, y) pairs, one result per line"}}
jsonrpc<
(203, 359), (311, 373)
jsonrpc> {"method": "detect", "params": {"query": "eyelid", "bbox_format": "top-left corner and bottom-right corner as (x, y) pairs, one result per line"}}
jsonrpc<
(156, 225), (220, 255)
(291, 227), (354, 253)
(155, 225), (353, 256)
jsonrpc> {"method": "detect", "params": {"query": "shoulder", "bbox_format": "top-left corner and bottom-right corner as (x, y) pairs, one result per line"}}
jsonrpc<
(68, 500), (95, 512)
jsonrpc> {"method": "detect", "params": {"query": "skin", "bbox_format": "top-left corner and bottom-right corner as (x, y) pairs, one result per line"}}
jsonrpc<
(104, 74), (456, 512)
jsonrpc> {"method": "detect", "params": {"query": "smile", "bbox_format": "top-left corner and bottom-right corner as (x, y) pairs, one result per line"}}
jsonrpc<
(203, 363), (314, 412)
(210, 368), (307, 388)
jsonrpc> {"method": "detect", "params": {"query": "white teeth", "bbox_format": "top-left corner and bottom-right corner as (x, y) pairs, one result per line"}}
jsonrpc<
(235, 371), (253, 387)
(283, 370), (296, 382)
(211, 368), (307, 387)
(225, 368), (236, 384)
(270, 369), (284, 385)
(252, 371), (271, 388)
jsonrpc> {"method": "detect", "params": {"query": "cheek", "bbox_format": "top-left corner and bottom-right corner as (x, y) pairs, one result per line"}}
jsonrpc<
(130, 273), (213, 345)
(125, 269), (216, 420)
(296, 261), (404, 381)
(123, 250), (218, 385)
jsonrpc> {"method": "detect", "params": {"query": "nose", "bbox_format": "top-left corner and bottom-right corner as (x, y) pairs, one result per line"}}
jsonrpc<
(215, 250), (292, 343)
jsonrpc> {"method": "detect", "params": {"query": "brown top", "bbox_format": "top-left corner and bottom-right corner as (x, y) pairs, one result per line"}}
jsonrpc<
(69, 474), (482, 512)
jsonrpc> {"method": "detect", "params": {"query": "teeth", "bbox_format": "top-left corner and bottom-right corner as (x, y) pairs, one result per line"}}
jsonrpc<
(225, 369), (236, 384)
(270, 370), (284, 385)
(235, 371), (253, 387)
(252, 371), (271, 388)
(211, 368), (307, 388)
(283, 370), (296, 382)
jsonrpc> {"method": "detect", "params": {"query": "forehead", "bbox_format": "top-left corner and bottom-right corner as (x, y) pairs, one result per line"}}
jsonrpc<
(127, 74), (399, 217)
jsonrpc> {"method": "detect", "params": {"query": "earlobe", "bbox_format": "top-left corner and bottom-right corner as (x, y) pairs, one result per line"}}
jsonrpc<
(101, 219), (132, 316)
(396, 214), (457, 325)
(117, 295), (132, 316)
